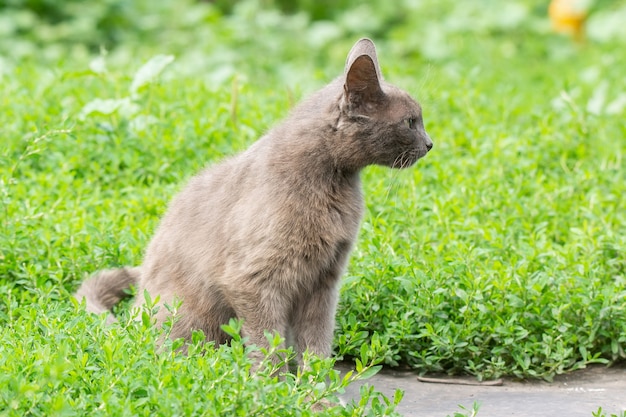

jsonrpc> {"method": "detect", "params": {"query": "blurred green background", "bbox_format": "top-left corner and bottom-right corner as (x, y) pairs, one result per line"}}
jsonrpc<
(1, 0), (625, 384)
(1, 0), (626, 75)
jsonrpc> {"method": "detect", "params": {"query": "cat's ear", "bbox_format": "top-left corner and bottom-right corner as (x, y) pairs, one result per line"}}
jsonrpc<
(344, 39), (385, 108)
(345, 38), (383, 81)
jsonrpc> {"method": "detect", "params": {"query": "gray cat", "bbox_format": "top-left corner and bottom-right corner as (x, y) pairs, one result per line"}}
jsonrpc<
(75, 38), (432, 367)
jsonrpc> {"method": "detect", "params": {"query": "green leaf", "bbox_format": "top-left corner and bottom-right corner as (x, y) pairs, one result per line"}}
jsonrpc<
(130, 54), (175, 95)
(358, 365), (382, 380)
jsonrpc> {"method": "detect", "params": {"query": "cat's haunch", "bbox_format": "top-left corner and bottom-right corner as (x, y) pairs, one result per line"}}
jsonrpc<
(75, 38), (432, 369)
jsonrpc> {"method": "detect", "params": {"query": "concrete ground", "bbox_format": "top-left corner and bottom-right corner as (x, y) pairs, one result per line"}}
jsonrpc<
(338, 362), (626, 417)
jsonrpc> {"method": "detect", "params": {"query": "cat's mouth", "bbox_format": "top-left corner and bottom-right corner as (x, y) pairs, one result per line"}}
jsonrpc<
(391, 149), (421, 169)
(391, 143), (431, 169)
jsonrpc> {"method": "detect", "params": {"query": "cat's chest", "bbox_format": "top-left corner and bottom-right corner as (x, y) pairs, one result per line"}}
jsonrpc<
(291, 187), (363, 273)
(325, 190), (363, 239)
(214, 174), (363, 286)
(226, 170), (363, 263)
(303, 178), (363, 236)
(278, 187), (362, 280)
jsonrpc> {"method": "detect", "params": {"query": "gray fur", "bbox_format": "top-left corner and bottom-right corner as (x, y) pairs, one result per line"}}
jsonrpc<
(75, 38), (432, 365)
(74, 267), (140, 324)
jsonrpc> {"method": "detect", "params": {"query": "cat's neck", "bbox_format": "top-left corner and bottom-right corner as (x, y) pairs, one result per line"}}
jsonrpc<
(262, 124), (361, 186)
(265, 80), (365, 179)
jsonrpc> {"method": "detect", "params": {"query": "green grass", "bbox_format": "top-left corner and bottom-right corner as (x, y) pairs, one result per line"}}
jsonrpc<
(593, 408), (626, 417)
(1, 0), (625, 415)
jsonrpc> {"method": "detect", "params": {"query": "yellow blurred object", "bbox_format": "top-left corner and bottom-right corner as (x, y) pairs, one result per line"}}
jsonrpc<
(549, 0), (589, 40)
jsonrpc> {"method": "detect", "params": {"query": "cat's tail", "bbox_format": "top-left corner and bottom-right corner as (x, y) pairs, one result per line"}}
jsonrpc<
(74, 267), (140, 323)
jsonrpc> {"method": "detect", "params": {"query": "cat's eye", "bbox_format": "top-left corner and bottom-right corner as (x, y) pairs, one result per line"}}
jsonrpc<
(405, 117), (416, 130)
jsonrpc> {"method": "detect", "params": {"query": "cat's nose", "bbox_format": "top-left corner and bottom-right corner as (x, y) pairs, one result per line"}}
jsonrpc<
(424, 134), (433, 151)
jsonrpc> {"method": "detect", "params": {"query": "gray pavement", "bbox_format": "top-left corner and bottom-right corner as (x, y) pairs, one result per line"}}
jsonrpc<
(339, 363), (626, 417)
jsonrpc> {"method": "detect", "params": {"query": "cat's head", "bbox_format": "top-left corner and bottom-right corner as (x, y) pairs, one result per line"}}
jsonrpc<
(337, 38), (432, 170)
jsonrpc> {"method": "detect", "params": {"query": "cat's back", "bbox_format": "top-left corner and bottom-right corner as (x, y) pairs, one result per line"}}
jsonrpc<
(154, 139), (270, 241)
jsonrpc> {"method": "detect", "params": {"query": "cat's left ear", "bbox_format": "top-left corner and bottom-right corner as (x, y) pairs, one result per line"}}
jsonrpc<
(344, 39), (385, 108)
(345, 38), (383, 81)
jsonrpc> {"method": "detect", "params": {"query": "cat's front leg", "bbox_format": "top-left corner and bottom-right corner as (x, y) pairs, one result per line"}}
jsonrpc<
(232, 290), (291, 374)
(291, 282), (339, 366)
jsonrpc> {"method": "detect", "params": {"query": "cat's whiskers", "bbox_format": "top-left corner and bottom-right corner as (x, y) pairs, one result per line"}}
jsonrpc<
(385, 170), (407, 219)
(380, 149), (413, 207)
(391, 148), (414, 169)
